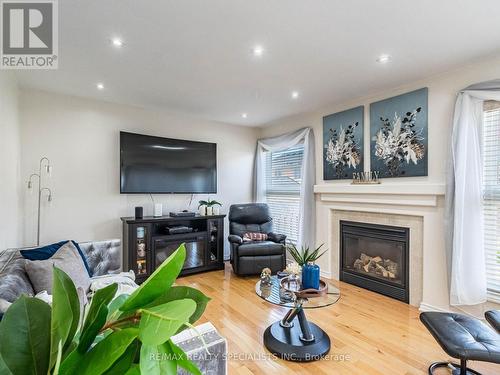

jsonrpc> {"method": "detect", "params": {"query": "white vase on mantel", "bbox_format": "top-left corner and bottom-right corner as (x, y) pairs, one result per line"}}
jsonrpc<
(206, 206), (213, 216)
(212, 206), (220, 215)
(199, 205), (207, 216)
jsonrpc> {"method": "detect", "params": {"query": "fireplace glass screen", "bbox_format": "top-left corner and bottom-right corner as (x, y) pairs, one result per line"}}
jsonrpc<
(340, 221), (409, 302)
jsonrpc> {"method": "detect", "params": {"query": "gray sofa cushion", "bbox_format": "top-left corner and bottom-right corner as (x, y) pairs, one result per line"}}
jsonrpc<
(80, 239), (121, 276)
(25, 241), (91, 294)
(0, 255), (34, 302)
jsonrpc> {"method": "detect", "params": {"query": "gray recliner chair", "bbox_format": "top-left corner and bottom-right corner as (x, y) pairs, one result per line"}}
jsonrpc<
(228, 203), (286, 276)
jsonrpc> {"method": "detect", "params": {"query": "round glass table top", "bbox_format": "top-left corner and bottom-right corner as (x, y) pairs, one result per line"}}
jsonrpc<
(255, 275), (341, 309)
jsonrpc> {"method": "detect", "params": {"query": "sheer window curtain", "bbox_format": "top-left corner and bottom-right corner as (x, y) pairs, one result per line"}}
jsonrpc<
(254, 128), (315, 248)
(446, 79), (500, 305)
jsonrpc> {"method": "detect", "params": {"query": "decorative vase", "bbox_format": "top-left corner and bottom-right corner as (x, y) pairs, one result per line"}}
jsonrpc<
(212, 205), (220, 215)
(206, 206), (213, 215)
(302, 261), (320, 290)
(199, 205), (207, 216)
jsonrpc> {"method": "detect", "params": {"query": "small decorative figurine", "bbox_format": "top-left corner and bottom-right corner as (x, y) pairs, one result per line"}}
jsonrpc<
(260, 267), (272, 286)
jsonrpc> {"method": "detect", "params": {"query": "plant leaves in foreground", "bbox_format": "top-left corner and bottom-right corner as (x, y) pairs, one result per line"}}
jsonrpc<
(120, 245), (186, 312)
(0, 296), (51, 375)
(139, 299), (196, 345)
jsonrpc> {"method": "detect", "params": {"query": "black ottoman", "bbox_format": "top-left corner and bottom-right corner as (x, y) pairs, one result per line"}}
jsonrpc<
(420, 312), (500, 375)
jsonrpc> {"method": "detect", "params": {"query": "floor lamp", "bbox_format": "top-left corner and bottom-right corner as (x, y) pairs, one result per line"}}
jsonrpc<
(27, 157), (53, 246)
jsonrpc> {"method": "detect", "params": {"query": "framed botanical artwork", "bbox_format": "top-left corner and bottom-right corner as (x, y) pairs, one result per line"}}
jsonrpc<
(323, 106), (364, 180)
(370, 88), (428, 178)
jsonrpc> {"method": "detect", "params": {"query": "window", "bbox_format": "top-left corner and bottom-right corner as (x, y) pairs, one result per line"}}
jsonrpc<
(483, 100), (500, 302)
(264, 144), (304, 245)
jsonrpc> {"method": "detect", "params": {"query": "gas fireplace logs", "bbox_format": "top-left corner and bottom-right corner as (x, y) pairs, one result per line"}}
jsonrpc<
(353, 253), (399, 279)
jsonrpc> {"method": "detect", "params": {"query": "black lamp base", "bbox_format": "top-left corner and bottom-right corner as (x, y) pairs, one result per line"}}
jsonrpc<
(263, 317), (330, 362)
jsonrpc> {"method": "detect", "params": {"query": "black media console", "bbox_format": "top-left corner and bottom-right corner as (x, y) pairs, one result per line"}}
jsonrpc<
(121, 214), (225, 284)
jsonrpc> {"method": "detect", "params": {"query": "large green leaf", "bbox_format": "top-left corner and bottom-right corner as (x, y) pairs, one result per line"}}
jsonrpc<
(167, 340), (201, 375)
(139, 299), (196, 345)
(103, 339), (139, 375)
(78, 328), (138, 375)
(58, 347), (83, 375)
(120, 245), (186, 312)
(78, 283), (118, 353)
(0, 354), (12, 375)
(145, 286), (210, 325)
(0, 295), (51, 375)
(140, 343), (176, 375)
(50, 267), (80, 368)
(107, 294), (129, 321)
(124, 364), (141, 375)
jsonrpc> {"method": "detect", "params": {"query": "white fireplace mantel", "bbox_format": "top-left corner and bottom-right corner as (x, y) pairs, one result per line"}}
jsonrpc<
(314, 183), (446, 207)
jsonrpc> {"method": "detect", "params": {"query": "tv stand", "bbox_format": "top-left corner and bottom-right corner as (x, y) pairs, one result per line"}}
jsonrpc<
(121, 214), (225, 284)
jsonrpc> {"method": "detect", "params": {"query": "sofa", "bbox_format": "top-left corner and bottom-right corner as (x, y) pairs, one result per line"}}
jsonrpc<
(0, 239), (123, 315)
(228, 203), (287, 275)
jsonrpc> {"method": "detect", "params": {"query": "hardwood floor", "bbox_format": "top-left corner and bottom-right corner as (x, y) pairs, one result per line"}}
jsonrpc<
(177, 263), (499, 375)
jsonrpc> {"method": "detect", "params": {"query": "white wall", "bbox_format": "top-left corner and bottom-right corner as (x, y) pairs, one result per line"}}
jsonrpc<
(259, 54), (500, 311)
(0, 72), (21, 249)
(19, 90), (259, 256)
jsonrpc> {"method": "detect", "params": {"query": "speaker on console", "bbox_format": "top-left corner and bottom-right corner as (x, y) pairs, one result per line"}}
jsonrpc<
(135, 206), (143, 219)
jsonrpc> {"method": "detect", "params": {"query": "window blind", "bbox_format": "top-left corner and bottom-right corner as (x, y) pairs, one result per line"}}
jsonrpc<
(482, 101), (500, 302)
(264, 144), (304, 245)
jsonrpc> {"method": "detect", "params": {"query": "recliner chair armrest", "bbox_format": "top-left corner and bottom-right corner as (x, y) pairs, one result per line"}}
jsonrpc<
(268, 232), (286, 244)
(228, 235), (243, 245)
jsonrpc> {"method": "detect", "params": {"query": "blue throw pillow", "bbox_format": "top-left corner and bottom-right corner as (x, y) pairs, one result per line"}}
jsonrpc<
(20, 240), (92, 277)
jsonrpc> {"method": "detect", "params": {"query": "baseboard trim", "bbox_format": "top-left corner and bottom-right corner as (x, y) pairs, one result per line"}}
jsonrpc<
(320, 270), (332, 279)
(419, 303), (451, 313)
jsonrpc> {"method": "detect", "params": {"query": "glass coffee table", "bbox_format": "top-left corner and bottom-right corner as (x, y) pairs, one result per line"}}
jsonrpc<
(255, 275), (340, 362)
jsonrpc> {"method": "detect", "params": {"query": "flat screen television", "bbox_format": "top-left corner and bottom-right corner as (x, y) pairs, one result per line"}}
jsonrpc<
(120, 131), (217, 194)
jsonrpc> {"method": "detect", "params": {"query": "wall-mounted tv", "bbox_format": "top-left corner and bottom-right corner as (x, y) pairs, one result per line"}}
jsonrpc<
(120, 131), (217, 194)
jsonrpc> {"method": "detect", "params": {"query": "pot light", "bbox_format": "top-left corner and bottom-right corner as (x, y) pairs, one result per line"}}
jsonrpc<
(111, 38), (124, 47)
(252, 45), (264, 57)
(96, 83), (104, 90)
(241, 113), (248, 119)
(291, 91), (299, 99)
(376, 54), (392, 64)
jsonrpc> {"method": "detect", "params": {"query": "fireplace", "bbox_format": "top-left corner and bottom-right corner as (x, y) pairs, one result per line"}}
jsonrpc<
(340, 221), (409, 303)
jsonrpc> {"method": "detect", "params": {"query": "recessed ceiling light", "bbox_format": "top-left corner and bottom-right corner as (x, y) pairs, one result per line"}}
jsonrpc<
(252, 45), (264, 57)
(376, 54), (392, 64)
(241, 113), (248, 118)
(96, 83), (104, 90)
(111, 38), (124, 47)
(291, 91), (299, 99)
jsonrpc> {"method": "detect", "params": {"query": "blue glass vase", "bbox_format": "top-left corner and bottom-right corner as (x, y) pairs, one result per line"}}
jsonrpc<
(302, 261), (320, 289)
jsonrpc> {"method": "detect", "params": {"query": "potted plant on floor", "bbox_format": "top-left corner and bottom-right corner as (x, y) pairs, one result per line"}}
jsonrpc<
(0, 245), (209, 375)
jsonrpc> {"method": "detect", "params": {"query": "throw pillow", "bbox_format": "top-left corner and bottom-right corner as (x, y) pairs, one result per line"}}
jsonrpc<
(20, 240), (92, 277)
(243, 232), (268, 242)
(24, 241), (91, 295)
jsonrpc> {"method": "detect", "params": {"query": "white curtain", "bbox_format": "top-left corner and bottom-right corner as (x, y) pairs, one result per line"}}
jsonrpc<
(254, 127), (316, 248)
(447, 80), (500, 305)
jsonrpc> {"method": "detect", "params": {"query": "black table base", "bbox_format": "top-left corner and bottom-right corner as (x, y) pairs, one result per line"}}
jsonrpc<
(263, 306), (330, 362)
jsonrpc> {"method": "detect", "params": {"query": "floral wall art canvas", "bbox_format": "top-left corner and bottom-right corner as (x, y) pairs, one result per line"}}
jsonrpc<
(323, 106), (364, 180)
(370, 88), (428, 178)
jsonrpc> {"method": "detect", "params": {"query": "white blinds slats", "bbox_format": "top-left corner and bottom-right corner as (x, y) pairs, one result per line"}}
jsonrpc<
(264, 145), (304, 245)
(483, 105), (500, 302)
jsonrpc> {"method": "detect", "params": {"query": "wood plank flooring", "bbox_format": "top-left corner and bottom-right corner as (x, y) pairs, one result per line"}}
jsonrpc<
(177, 263), (499, 375)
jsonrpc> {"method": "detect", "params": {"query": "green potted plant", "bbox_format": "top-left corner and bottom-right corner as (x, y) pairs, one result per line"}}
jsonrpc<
(287, 243), (327, 290)
(287, 243), (327, 267)
(198, 199), (222, 216)
(0, 245), (209, 375)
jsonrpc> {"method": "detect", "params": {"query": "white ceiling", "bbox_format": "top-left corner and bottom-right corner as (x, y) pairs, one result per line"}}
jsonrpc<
(15, 0), (500, 126)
